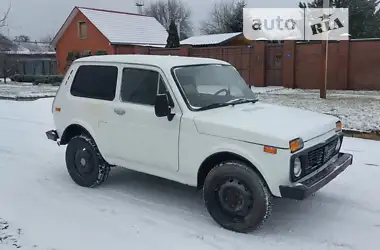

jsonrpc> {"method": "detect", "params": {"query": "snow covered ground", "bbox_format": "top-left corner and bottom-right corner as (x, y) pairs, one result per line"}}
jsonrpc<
(0, 82), (379, 132)
(0, 78), (12, 83)
(0, 98), (380, 250)
(253, 87), (380, 132)
(0, 82), (57, 100)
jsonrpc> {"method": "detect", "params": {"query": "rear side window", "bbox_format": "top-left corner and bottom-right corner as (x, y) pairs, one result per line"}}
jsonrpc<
(70, 65), (118, 101)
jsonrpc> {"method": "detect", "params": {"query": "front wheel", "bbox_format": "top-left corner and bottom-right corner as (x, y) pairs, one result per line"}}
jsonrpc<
(65, 135), (110, 188)
(203, 161), (272, 233)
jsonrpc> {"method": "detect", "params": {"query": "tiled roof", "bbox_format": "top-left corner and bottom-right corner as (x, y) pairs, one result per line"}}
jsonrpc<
(180, 32), (242, 46)
(52, 7), (168, 47)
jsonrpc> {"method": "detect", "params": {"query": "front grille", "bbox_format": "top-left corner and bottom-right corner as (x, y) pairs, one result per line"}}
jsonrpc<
(303, 137), (339, 175)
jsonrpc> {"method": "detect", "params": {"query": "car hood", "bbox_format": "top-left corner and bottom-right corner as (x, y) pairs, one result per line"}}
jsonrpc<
(193, 102), (339, 148)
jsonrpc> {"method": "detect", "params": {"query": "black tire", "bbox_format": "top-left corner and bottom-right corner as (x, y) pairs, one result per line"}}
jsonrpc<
(65, 135), (110, 188)
(203, 160), (272, 233)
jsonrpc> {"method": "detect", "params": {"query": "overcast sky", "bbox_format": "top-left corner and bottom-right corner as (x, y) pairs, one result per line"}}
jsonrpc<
(0, 0), (301, 40)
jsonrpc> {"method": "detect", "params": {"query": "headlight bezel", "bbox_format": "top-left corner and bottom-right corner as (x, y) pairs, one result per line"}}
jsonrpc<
(335, 137), (342, 152)
(290, 155), (305, 181)
(293, 157), (302, 178)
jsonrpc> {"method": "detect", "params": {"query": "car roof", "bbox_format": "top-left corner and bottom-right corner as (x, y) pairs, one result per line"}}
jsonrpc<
(74, 54), (230, 68)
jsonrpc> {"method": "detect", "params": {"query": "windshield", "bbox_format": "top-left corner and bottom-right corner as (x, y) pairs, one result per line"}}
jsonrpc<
(172, 64), (258, 110)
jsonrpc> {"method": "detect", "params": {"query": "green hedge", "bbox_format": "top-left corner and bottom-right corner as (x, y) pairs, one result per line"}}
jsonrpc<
(10, 74), (64, 85)
(95, 50), (108, 55)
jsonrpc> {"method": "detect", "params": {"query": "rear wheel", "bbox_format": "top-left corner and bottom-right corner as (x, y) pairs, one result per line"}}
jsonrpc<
(65, 135), (110, 187)
(203, 161), (272, 233)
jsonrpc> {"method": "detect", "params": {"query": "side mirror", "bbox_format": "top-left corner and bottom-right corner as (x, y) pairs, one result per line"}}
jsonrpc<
(155, 94), (173, 120)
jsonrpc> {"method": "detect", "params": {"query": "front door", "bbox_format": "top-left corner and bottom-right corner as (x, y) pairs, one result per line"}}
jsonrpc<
(106, 65), (181, 173)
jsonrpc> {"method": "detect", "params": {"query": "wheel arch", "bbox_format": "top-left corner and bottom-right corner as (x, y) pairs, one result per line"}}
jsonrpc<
(197, 151), (270, 192)
(60, 123), (94, 145)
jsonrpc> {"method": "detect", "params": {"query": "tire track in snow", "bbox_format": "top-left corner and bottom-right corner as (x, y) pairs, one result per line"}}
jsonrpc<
(0, 116), (51, 126)
(30, 166), (264, 250)
(0, 218), (21, 249)
(31, 158), (380, 250)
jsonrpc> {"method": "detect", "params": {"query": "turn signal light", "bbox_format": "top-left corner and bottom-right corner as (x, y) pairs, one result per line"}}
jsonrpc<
(289, 138), (304, 153)
(264, 146), (277, 154)
(55, 107), (61, 112)
(336, 121), (342, 131)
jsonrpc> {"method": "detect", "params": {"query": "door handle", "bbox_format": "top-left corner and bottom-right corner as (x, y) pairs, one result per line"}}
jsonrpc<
(114, 108), (125, 115)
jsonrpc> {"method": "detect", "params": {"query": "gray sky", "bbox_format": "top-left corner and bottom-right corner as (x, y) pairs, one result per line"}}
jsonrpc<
(0, 0), (301, 40)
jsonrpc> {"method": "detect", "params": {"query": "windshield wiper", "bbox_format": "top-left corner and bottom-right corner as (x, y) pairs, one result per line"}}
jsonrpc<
(197, 102), (230, 111)
(197, 98), (258, 111)
(226, 98), (258, 105)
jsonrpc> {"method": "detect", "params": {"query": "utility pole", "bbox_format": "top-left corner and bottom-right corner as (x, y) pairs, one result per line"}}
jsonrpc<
(320, 0), (329, 99)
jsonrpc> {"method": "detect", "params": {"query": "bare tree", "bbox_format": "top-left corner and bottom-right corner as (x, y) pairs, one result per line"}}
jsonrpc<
(0, 1), (11, 29)
(143, 0), (193, 40)
(38, 34), (55, 52)
(40, 34), (54, 43)
(14, 35), (31, 42)
(200, 0), (246, 34)
(0, 1), (13, 83)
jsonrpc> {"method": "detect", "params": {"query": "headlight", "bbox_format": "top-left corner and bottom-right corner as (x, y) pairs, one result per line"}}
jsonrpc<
(289, 138), (304, 153)
(293, 157), (302, 178)
(335, 137), (341, 151)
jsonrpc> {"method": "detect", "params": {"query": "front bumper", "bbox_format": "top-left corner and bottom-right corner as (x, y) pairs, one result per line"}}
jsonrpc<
(279, 153), (353, 200)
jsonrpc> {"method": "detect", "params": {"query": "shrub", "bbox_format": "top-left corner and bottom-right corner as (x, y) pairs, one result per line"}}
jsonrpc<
(52, 81), (61, 86)
(10, 74), (21, 81)
(10, 74), (64, 85)
(95, 50), (107, 55)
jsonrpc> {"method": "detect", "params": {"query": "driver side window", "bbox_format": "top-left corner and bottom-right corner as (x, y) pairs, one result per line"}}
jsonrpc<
(120, 68), (174, 107)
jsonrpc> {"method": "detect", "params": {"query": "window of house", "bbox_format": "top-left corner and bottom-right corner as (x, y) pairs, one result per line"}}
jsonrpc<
(78, 21), (87, 39)
(120, 68), (174, 107)
(70, 65), (118, 100)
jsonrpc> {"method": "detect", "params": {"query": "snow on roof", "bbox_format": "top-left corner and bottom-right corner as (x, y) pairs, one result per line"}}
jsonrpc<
(0, 34), (18, 51)
(130, 43), (166, 48)
(0, 35), (55, 55)
(52, 7), (168, 47)
(74, 54), (229, 68)
(16, 41), (54, 53)
(180, 32), (242, 46)
(1, 51), (56, 55)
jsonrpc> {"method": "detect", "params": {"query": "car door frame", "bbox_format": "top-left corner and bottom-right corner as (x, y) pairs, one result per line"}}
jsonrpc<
(64, 62), (121, 161)
(113, 63), (183, 114)
(106, 62), (183, 173)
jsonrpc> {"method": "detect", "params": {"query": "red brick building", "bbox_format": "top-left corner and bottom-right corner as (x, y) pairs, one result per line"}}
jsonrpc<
(51, 6), (168, 73)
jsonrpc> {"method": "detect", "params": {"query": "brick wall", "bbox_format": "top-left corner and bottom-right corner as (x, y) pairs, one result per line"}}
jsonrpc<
(348, 40), (380, 90)
(55, 11), (113, 73)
